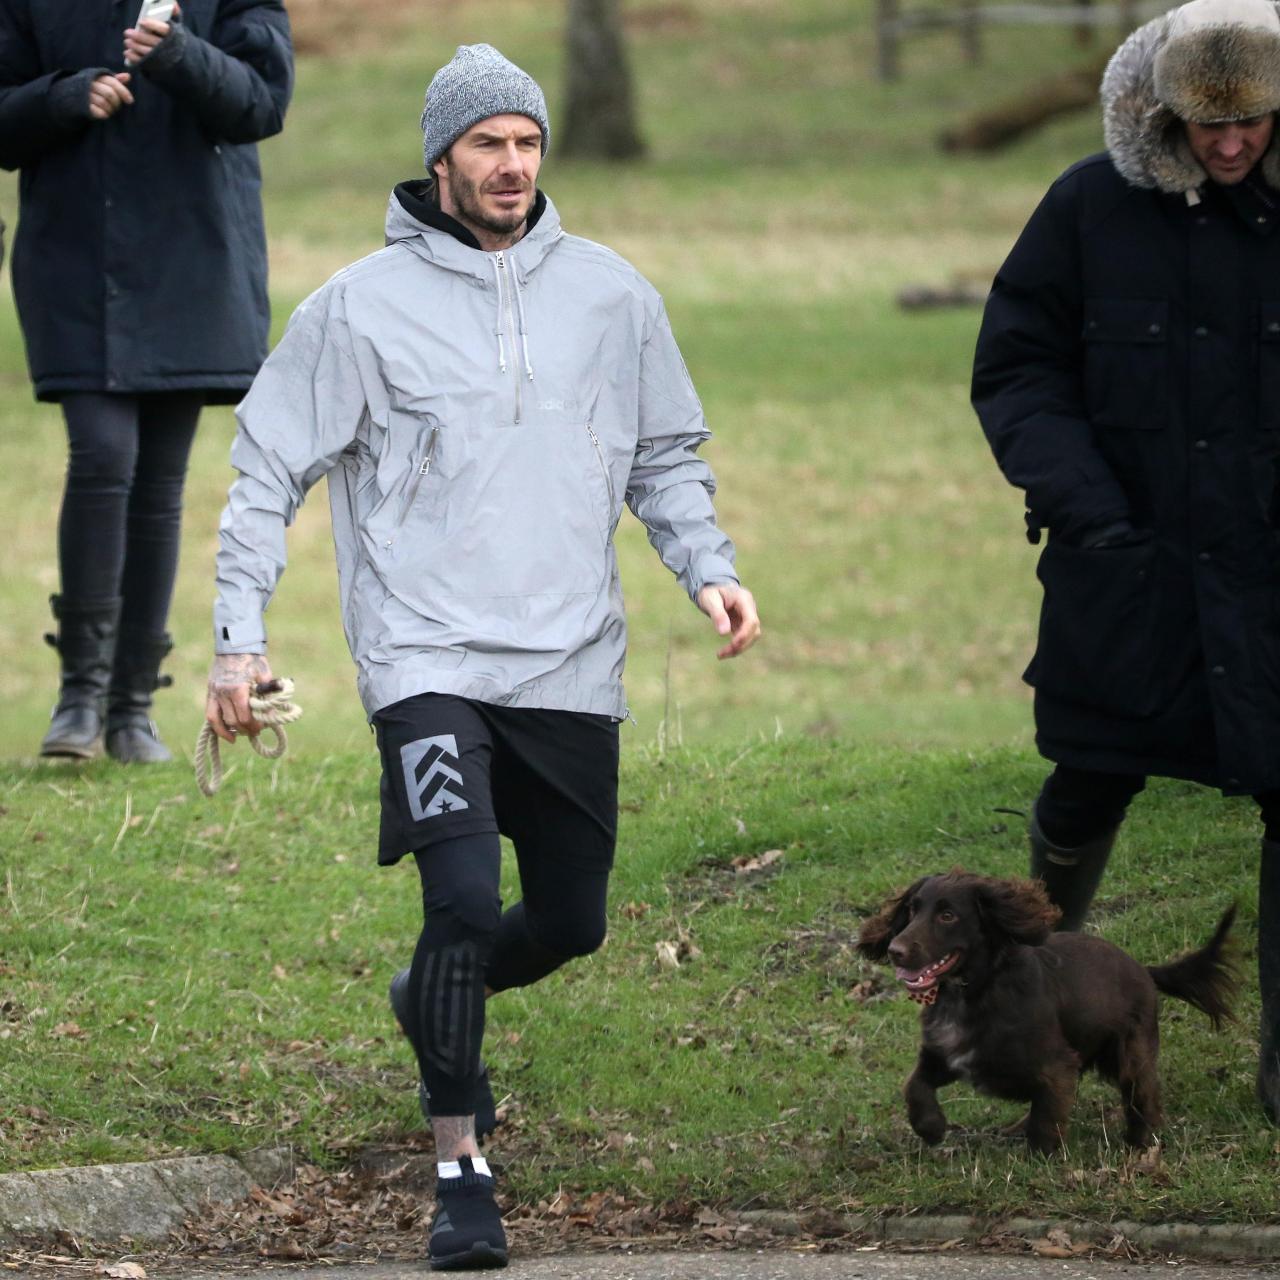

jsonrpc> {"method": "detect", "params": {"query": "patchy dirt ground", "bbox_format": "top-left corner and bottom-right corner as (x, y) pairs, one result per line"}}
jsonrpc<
(285, 0), (709, 57)
(285, 0), (441, 55)
(0, 1152), (1160, 1276)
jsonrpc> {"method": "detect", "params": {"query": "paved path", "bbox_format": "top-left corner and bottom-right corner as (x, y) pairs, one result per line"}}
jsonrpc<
(140, 1249), (1280, 1279)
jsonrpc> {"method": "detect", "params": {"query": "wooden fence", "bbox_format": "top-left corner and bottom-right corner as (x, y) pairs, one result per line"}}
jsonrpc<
(875, 0), (1173, 79)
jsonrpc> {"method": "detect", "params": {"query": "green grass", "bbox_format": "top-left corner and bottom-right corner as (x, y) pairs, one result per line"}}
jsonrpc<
(0, 0), (1117, 756)
(0, 741), (1273, 1221)
(1, 0), (1275, 1226)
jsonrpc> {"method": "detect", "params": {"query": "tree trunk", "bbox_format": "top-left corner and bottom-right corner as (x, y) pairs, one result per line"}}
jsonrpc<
(560, 0), (646, 161)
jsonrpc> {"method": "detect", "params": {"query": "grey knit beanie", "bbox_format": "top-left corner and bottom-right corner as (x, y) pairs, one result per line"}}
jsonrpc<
(420, 44), (550, 170)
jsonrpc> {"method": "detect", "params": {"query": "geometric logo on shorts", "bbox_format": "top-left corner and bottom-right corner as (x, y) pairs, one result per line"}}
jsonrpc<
(400, 734), (470, 821)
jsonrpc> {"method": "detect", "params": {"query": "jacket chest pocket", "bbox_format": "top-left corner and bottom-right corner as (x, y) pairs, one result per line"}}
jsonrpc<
(1258, 302), (1280, 433)
(1082, 299), (1170, 431)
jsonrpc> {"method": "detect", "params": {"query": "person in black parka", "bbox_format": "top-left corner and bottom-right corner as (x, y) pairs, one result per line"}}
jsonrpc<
(0, 0), (292, 763)
(973, 0), (1280, 1123)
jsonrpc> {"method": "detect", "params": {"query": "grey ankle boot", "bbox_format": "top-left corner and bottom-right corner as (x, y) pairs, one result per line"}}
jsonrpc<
(1259, 840), (1279, 1124)
(1029, 806), (1119, 932)
(105, 630), (174, 764)
(39, 595), (120, 760)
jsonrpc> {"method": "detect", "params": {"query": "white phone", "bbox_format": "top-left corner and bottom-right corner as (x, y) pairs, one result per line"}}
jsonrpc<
(135, 0), (176, 24)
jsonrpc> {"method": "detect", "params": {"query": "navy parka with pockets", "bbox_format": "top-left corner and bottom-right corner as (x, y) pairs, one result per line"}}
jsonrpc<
(0, 0), (293, 402)
(973, 153), (1280, 795)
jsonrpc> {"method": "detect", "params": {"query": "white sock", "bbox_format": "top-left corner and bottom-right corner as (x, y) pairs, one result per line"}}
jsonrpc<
(438, 1156), (492, 1180)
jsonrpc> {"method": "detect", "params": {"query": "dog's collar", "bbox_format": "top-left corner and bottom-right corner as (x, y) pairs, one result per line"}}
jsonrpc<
(908, 987), (940, 1006)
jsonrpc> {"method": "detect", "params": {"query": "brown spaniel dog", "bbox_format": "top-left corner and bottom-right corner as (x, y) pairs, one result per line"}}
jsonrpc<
(857, 871), (1237, 1154)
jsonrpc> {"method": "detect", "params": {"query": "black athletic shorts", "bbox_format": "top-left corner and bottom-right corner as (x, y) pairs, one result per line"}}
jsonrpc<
(373, 692), (620, 866)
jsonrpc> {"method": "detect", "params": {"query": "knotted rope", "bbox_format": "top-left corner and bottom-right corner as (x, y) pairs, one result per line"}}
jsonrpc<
(195, 678), (303, 798)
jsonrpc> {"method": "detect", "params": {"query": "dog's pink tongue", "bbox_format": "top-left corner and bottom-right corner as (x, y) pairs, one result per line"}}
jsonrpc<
(894, 966), (926, 985)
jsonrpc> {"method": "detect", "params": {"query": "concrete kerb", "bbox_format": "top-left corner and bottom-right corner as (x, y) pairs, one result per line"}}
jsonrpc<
(737, 1209), (1280, 1262)
(0, 1147), (294, 1246)
(2, 1149), (1279, 1262)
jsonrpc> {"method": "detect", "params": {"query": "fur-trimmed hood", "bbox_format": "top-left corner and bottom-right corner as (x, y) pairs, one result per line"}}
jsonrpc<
(1102, 0), (1280, 193)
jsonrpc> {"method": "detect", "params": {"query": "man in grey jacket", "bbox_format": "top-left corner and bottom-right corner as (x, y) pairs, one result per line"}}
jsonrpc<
(205, 44), (758, 1271)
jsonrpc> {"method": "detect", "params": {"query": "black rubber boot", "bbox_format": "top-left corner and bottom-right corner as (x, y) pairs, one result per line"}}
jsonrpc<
(1259, 840), (1279, 1124)
(105, 631), (174, 764)
(1029, 804), (1119, 932)
(38, 595), (119, 761)
(389, 967), (499, 1140)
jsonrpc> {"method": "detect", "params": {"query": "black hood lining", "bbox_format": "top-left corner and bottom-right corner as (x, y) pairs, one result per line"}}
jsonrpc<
(393, 180), (547, 251)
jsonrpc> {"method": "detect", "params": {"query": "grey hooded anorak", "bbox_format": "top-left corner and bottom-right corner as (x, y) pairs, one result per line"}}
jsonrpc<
(214, 189), (738, 720)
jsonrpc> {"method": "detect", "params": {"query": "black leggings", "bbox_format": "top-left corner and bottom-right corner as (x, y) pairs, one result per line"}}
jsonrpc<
(1037, 764), (1280, 844)
(58, 392), (202, 632)
(404, 829), (612, 1116)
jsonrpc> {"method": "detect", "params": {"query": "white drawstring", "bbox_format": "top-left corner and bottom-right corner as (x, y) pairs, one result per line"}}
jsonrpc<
(491, 258), (508, 372)
(511, 266), (535, 381)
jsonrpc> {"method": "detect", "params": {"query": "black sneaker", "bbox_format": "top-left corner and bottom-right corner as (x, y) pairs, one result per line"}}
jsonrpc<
(429, 1156), (508, 1271)
(389, 967), (500, 1139)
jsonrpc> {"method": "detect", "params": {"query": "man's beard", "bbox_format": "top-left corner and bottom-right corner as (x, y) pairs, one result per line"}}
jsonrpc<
(445, 163), (532, 237)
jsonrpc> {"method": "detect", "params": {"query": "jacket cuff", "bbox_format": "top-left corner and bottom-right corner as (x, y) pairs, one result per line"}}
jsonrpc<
(690, 559), (740, 600)
(139, 22), (188, 76)
(49, 69), (103, 125)
(214, 617), (267, 655)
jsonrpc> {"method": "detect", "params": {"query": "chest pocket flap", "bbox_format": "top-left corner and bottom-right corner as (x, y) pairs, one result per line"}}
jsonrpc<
(1082, 298), (1170, 430)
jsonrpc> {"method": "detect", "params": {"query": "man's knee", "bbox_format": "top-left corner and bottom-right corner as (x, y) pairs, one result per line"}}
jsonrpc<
(425, 876), (502, 942)
(533, 910), (607, 960)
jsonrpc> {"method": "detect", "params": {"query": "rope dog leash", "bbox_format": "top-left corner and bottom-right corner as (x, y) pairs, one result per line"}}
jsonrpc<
(195, 677), (302, 798)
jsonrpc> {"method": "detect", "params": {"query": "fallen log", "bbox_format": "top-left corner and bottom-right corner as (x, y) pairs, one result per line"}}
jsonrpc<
(938, 52), (1110, 151)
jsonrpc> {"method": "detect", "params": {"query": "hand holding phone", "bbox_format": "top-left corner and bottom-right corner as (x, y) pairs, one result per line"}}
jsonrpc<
(124, 0), (178, 67)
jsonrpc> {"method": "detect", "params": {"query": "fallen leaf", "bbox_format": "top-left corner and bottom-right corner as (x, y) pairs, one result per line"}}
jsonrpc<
(654, 941), (681, 970)
(50, 1021), (84, 1039)
(730, 848), (784, 875)
(96, 1264), (146, 1279)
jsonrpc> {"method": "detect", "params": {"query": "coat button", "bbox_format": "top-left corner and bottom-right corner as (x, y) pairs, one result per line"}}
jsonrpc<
(1211, 665), (1226, 677)
(1194, 438), (1209, 450)
(1194, 325), (1208, 337)
(1197, 550), (1211, 562)
(1148, 323), (1162, 335)
(1270, 322), (1280, 334)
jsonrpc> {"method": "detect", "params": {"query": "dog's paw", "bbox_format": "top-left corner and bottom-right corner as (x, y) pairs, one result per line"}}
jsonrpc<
(910, 1114), (947, 1146)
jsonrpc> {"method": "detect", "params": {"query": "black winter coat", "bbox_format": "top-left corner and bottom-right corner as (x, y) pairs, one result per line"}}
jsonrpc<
(0, 0), (293, 403)
(973, 153), (1280, 795)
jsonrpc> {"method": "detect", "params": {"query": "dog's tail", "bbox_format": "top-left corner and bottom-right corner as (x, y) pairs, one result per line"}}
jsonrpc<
(1146, 905), (1239, 1030)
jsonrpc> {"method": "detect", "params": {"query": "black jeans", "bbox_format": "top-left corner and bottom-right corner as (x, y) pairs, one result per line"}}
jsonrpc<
(58, 392), (202, 633)
(1038, 764), (1280, 844)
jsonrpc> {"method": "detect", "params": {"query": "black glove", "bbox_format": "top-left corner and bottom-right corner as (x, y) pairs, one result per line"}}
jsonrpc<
(1080, 520), (1152, 550)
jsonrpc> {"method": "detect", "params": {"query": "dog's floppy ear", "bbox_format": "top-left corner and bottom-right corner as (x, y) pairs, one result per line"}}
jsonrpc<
(975, 875), (1060, 945)
(857, 877), (928, 961)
